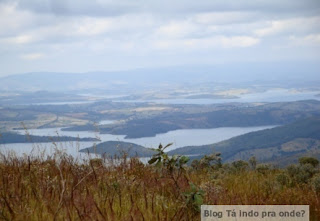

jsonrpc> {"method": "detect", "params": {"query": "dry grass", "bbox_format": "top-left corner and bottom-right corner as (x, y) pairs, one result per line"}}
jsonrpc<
(0, 151), (319, 220)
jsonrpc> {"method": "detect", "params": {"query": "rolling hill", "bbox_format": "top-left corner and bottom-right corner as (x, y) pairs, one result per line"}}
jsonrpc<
(80, 141), (156, 157)
(169, 117), (320, 166)
(65, 100), (320, 138)
(0, 132), (98, 144)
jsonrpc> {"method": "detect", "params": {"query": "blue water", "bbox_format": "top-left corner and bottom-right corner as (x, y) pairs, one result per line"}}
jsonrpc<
(114, 89), (320, 104)
(1, 125), (277, 158)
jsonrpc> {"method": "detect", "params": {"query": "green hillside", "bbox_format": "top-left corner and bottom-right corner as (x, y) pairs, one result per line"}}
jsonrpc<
(0, 132), (98, 144)
(169, 117), (320, 165)
(80, 141), (156, 157)
(64, 100), (320, 138)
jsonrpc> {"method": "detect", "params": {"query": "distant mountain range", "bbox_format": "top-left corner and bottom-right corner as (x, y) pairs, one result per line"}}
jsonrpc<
(1, 62), (319, 92)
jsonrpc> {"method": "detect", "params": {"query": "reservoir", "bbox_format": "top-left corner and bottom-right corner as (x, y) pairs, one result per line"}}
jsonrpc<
(15, 89), (320, 106)
(114, 89), (320, 105)
(1, 125), (276, 158)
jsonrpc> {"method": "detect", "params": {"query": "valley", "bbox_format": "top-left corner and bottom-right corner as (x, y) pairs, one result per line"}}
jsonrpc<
(1, 1), (320, 219)
(0, 72), (320, 167)
(169, 117), (320, 166)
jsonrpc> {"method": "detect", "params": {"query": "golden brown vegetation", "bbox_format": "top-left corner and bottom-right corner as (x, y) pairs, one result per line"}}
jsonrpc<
(0, 148), (319, 221)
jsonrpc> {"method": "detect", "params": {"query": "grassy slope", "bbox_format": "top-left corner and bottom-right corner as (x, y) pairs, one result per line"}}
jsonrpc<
(0, 154), (319, 220)
(80, 141), (156, 157)
(169, 117), (320, 164)
(0, 131), (98, 144)
(66, 100), (320, 138)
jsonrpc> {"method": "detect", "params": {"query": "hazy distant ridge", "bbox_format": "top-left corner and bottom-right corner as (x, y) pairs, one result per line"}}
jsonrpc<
(1, 62), (319, 92)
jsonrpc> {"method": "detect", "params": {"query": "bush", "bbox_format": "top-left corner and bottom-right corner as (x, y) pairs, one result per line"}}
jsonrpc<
(287, 164), (317, 184)
(183, 182), (205, 212)
(276, 172), (290, 186)
(256, 164), (273, 174)
(311, 175), (320, 193)
(198, 153), (222, 169)
(248, 156), (257, 170)
(231, 160), (249, 172)
(148, 143), (189, 172)
(299, 157), (319, 168)
(89, 158), (103, 167)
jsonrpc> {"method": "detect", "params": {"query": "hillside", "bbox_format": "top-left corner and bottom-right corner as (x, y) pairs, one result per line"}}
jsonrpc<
(1, 63), (319, 92)
(0, 132), (98, 144)
(169, 117), (320, 165)
(80, 141), (156, 157)
(65, 100), (320, 138)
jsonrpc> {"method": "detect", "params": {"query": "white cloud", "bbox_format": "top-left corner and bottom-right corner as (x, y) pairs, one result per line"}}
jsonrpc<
(194, 11), (258, 25)
(155, 21), (198, 38)
(0, 2), (39, 36)
(254, 16), (320, 37)
(0, 0), (319, 75)
(21, 53), (45, 60)
(289, 34), (320, 46)
(3, 34), (35, 44)
(219, 36), (260, 48)
(303, 34), (320, 45)
(75, 17), (113, 36)
(153, 35), (260, 50)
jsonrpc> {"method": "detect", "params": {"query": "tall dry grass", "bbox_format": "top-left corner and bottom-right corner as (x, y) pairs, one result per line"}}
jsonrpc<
(0, 149), (319, 220)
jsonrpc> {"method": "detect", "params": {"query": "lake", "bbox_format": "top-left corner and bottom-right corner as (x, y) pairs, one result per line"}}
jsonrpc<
(113, 89), (320, 104)
(30, 100), (96, 105)
(1, 125), (277, 158)
(17, 89), (320, 106)
(98, 120), (116, 125)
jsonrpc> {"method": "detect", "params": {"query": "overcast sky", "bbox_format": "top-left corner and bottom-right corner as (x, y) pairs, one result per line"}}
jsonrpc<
(0, 0), (319, 77)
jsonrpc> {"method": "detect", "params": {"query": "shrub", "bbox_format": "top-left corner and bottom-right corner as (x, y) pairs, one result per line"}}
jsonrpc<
(183, 182), (205, 212)
(276, 172), (290, 186)
(148, 143), (189, 172)
(299, 157), (319, 168)
(89, 158), (103, 167)
(311, 175), (320, 193)
(256, 164), (273, 174)
(231, 160), (249, 172)
(287, 164), (317, 184)
(199, 153), (222, 169)
(248, 156), (257, 170)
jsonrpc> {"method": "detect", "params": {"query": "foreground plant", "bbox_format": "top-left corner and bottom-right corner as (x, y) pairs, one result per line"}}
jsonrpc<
(0, 148), (319, 220)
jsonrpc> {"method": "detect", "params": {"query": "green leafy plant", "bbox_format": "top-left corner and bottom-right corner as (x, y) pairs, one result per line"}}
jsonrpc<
(183, 182), (205, 212)
(148, 143), (172, 166)
(199, 153), (222, 169)
(148, 143), (189, 172)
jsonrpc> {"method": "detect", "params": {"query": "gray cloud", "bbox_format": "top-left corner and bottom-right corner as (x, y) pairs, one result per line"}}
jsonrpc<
(13, 0), (137, 17)
(8, 0), (320, 17)
(0, 0), (319, 76)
